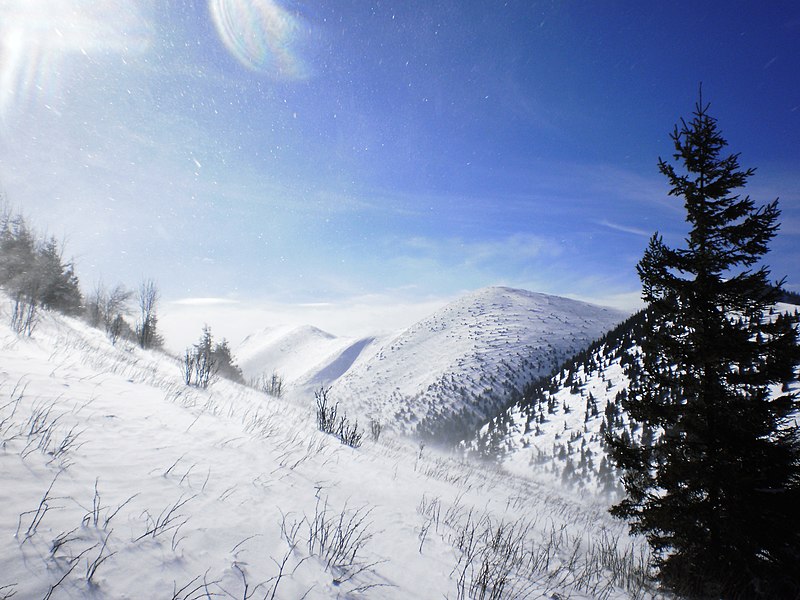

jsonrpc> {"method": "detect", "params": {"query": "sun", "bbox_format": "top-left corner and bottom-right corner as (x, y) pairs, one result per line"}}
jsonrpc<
(0, 0), (151, 119)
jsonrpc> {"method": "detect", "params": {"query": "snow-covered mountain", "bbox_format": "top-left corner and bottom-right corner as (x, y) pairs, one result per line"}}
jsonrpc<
(236, 324), (382, 389)
(235, 287), (626, 445)
(464, 310), (646, 492)
(468, 302), (800, 492)
(331, 286), (627, 444)
(0, 293), (659, 599)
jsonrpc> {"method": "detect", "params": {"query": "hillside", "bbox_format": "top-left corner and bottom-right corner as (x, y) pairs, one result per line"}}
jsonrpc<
(236, 324), (382, 389)
(0, 294), (661, 599)
(467, 303), (800, 493)
(330, 287), (626, 444)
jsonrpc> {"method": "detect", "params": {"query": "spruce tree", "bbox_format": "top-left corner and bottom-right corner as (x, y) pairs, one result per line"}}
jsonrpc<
(36, 237), (83, 316)
(608, 97), (800, 598)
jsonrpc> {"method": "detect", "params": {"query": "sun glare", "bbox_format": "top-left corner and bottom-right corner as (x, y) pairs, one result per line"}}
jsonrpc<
(0, 0), (151, 118)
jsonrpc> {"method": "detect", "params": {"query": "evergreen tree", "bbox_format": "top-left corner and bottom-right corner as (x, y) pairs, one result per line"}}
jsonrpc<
(211, 338), (245, 384)
(0, 212), (82, 317)
(0, 213), (37, 293)
(36, 237), (83, 315)
(608, 97), (800, 598)
(183, 325), (216, 389)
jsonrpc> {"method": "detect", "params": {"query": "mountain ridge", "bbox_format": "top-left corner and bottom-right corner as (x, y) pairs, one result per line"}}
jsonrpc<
(235, 287), (627, 443)
(235, 323), (385, 387)
(328, 286), (627, 442)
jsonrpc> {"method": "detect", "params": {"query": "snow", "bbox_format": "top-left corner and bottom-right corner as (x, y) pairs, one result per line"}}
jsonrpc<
(236, 324), (384, 389)
(499, 347), (632, 488)
(330, 286), (627, 437)
(0, 291), (661, 599)
(485, 302), (800, 493)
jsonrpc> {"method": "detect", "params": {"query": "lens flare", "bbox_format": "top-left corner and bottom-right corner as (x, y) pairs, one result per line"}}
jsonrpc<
(208, 0), (307, 78)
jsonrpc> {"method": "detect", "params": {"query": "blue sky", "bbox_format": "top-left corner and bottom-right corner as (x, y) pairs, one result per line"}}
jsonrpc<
(1, 1), (799, 344)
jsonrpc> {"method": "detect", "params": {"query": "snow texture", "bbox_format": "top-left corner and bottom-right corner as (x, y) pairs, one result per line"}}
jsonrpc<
(332, 286), (626, 440)
(477, 303), (800, 494)
(0, 291), (661, 599)
(237, 287), (626, 443)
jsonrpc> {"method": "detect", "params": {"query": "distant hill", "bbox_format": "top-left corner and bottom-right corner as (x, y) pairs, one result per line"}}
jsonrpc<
(234, 287), (626, 446)
(236, 324), (383, 389)
(777, 288), (800, 305)
(462, 310), (646, 490)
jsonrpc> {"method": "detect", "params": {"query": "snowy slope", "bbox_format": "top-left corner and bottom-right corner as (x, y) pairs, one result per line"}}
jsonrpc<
(236, 324), (382, 389)
(0, 294), (661, 599)
(471, 303), (800, 492)
(331, 287), (627, 443)
(467, 312), (645, 492)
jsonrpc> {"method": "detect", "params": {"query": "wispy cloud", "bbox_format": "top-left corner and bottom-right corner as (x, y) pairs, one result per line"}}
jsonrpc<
(401, 233), (561, 265)
(597, 219), (652, 237)
(566, 289), (644, 313)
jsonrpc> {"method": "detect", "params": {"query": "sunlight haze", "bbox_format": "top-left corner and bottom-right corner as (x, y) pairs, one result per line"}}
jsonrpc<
(1, 0), (798, 343)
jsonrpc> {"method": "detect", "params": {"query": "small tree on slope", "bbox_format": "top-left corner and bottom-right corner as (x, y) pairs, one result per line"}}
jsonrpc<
(607, 97), (800, 599)
(136, 278), (162, 349)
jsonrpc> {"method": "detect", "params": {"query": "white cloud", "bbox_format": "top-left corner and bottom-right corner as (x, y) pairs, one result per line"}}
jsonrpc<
(597, 219), (652, 237)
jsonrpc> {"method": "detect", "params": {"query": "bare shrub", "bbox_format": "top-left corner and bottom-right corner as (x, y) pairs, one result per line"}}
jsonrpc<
(183, 326), (216, 389)
(252, 371), (284, 398)
(87, 282), (133, 344)
(281, 495), (378, 586)
(424, 493), (659, 600)
(16, 472), (61, 545)
(134, 493), (196, 551)
(315, 387), (339, 433)
(314, 387), (363, 448)
(338, 417), (363, 448)
(10, 292), (38, 336)
(85, 530), (115, 584)
(135, 278), (161, 349)
(369, 419), (382, 442)
(170, 573), (222, 600)
(448, 509), (533, 600)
